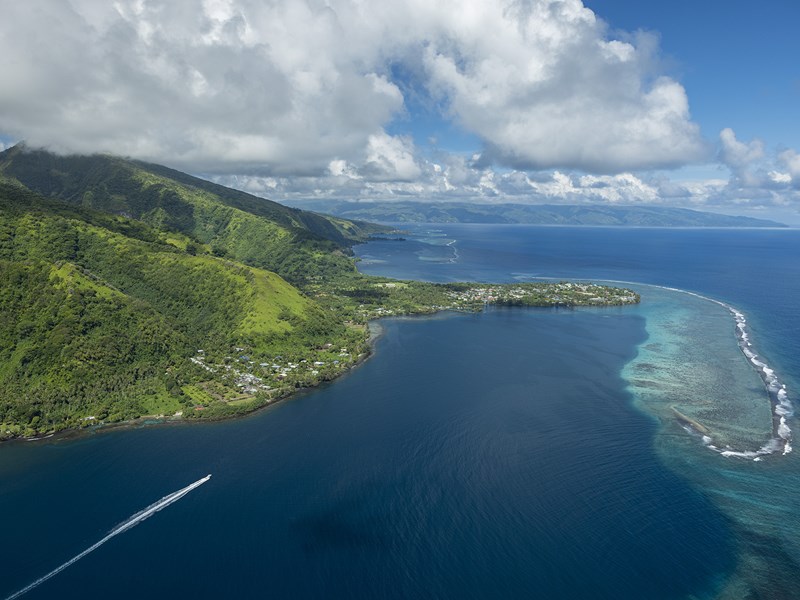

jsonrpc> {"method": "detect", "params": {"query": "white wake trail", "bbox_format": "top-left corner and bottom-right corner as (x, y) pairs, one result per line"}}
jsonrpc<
(5, 474), (211, 600)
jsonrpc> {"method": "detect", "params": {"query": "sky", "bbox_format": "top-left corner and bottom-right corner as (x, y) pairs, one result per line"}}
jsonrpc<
(1, 0), (799, 222)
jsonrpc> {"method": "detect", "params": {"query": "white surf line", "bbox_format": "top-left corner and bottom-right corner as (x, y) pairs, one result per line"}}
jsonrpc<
(515, 275), (793, 460)
(5, 474), (211, 600)
(654, 285), (792, 459)
(445, 239), (460, 263)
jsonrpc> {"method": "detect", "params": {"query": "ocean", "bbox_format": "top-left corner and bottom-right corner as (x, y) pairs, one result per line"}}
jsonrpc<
(1, 225), (798, 599)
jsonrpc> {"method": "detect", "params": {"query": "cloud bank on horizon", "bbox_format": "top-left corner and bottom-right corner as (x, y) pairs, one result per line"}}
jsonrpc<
(0, 0), (797, 217)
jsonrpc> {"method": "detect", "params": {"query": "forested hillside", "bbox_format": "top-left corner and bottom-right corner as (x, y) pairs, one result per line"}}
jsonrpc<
(0, 179), (366, 436)
(0, 145), (386, 284)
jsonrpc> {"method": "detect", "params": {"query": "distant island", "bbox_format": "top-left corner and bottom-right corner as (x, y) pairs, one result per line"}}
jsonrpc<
(284, 200), (787, 228)
(0, 145), (638, 439)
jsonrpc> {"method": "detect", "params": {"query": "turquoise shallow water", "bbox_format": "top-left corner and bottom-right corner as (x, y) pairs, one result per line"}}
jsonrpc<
(1, 225), (798, 599)
(622, 285), (800, 598)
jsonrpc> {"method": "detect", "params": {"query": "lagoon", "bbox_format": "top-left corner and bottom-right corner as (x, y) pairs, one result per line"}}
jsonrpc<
(2, 225), (799, 599)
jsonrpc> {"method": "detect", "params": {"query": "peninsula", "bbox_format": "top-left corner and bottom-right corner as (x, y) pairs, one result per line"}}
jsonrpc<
(0, 146), (638, 439)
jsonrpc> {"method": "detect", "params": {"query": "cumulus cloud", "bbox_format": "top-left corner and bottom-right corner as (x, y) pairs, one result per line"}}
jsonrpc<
(710, 129), (800, 210)
(718, 129), (788, 189)
(1, 0), (705, 176)
(718, 127), (769, 188)
(5, 1), (796, 216)
(0, 0), (405, 175)
(779, 150), (800, 185)
(358, 132), (422, 181)
(214, 159), (687, 206)
(423, 2), (707, 172)
(720, 128), (764, 170)
(212, 130), (800, 219)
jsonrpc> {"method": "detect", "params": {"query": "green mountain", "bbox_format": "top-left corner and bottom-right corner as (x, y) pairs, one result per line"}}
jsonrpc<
(286, 200), (787, 228)
(0, 178), (373, 436)
(0, 145), (386, 284)
(0, 146), (393, 437)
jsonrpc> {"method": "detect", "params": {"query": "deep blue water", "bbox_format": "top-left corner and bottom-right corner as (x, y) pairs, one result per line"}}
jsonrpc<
(2, 225), (799, 599)
(357, 224), (800, 597)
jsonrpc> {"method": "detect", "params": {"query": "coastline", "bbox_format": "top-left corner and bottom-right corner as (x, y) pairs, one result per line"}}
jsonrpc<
(8, 275), (783, 460)
(510, 275), (792, 460)
(2, 281), (638, 443)
(620, 283), (786, 460)
(5, 326), (382, 446)
(8, 311), (475, 444)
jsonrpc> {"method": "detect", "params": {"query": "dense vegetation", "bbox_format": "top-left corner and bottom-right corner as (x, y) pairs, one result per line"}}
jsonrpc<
(0, 179), (369, 436)
(0, 145), (387, 285)
(0, 146), (638, 439)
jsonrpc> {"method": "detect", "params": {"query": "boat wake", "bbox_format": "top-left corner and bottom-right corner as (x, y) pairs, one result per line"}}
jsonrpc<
(4, 474), (211, 600)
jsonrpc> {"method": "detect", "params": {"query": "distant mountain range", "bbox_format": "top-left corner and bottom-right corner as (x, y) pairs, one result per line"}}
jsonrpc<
(286, 200), (787, 228)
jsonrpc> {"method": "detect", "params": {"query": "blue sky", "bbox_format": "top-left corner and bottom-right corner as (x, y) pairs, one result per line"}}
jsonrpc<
(585, 0), (800, 148)
(388, 0), (800, 172)
(1, 0), (798, 222)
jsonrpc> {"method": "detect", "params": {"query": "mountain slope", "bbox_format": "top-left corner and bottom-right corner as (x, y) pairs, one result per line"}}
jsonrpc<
(0, 145), (387, 284)
(0, 180), (367, 437)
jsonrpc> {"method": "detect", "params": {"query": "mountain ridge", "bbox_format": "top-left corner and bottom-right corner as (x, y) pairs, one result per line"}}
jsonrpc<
(0, 177), (367, 435)
(0, 145), (387, 284)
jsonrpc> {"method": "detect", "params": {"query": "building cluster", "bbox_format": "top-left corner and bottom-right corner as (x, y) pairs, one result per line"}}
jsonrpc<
(189, 345), (355, 399)
(447, 282), (639, 306)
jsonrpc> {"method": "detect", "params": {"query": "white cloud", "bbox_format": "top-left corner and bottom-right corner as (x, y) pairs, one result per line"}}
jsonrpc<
(359, 132), (422, 181)
(214, 160), (680, 206)
(768, 171), (792, 185)
(423, 2), (706, 172)
(720, 128), (764, 169)
(210, 133), (800, 220)
(576, 173), (659, 203)
(1, 0), (705, 176)
(707, 129), (800, 211)
(4, 1), (797, 217)
(779, 149), (800, 184)
(0, 0), (404, 175)
(717, 129), (797, 188)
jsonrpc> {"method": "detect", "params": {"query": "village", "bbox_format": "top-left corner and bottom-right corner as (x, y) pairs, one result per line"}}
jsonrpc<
(182, 281), (638, 413)
(445, 282), (640, 307)
(184, 343), (360, 411)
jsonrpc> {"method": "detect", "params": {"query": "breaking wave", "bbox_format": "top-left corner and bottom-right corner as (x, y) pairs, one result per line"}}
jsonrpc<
(657, 285), (793, 460)
(513, 275), (793, 460)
